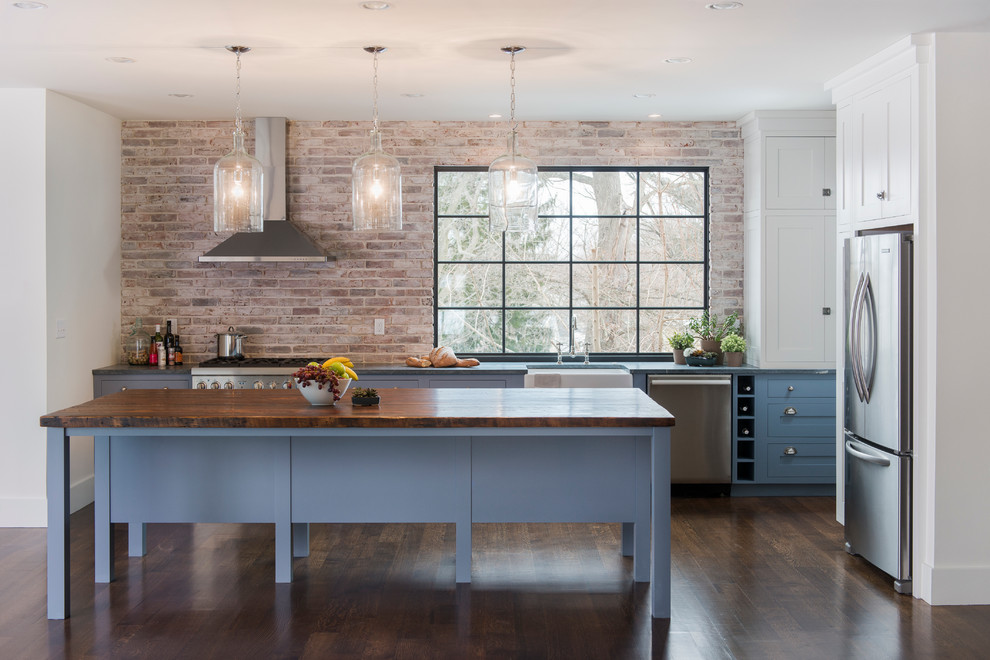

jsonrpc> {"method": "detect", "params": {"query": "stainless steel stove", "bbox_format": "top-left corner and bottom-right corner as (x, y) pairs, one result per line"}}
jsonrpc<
(192, 357), (327, 390)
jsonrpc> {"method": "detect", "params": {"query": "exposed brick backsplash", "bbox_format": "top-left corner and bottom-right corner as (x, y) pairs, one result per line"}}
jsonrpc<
(120, 120), (744, 364)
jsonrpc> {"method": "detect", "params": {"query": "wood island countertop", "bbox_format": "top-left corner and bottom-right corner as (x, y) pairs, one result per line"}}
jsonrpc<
(41, 387), (675, 430)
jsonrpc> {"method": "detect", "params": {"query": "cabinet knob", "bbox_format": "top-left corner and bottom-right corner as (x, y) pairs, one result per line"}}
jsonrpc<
(120, 386), (127, 391)
(783, 447), (798, 456)
(876, 191), (886, 200)
(162, 387), (169, 390)
(787, 386), (794, 391)
(784, 407), (798, 416)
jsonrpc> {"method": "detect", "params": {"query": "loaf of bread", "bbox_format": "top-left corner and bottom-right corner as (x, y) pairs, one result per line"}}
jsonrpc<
(406, 347), (480, 368)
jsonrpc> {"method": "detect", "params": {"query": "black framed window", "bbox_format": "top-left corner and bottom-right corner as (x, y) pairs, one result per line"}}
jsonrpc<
(434, 166), (709, 358)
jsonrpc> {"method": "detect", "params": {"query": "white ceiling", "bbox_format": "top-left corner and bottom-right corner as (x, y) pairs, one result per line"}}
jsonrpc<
(2, 0), (989, 122)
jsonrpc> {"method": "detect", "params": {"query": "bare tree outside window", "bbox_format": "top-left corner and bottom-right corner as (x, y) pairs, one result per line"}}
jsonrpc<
(435, 167), (709, 356)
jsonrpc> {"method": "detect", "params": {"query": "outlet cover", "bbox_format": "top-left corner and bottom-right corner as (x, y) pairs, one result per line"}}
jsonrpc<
(374, 319), (385, 335)
(55, 319), (67, 339)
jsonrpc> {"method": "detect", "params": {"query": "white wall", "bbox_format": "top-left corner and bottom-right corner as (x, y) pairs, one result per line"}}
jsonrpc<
(924, 32), (990, 605)
(44, 91), (122, 514)
(0, 90), (120, 527)
(0, 90), (49, 525)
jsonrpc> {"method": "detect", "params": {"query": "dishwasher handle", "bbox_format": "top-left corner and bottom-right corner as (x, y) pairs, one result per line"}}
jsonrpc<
(649, 378), (732, 387)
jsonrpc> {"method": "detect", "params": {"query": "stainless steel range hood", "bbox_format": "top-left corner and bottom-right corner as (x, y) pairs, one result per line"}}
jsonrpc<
(200, 117), (329, 263)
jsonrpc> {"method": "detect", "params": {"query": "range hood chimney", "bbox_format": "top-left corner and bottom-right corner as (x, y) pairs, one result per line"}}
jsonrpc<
(199, 117), (329, 263)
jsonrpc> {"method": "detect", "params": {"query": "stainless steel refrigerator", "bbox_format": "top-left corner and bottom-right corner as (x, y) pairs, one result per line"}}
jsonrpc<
(843, 232), (912, 594)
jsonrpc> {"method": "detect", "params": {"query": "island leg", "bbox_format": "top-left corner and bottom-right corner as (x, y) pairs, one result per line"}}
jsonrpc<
(128, 523), (147, 557)
(94, 435), (114, 583)
(455, 438), (471, 583)
(651, 426), (672, 618)
(292, 523), (310, 558)
(274, 438), (292, 583)
(46, 428), (69, 619)
(633, 435), (651, 582)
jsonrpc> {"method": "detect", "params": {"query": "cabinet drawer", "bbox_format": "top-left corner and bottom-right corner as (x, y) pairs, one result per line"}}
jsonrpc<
(98, 377), (190, 396)
(358, 377), (422, 389)
(765, 376), (834, 399)
(766, 402), (836, 437)
(429, 378), (508, 388)
(766, 442), (835, 479)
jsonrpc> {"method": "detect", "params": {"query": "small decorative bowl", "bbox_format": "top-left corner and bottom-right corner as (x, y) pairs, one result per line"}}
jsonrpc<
(685, 355), (717, 367)
(296, 377), (351, 405)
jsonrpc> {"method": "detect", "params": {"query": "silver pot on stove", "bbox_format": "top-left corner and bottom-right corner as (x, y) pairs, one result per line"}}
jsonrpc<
(216, 326), (246, 358)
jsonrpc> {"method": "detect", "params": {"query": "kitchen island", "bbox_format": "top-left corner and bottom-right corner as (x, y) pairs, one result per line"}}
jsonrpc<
(40, 388), (674, 620)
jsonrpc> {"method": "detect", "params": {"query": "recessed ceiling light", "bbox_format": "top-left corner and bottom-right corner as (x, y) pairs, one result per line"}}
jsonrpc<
(361, 1), (390, 9)
(106, 56), (136, 64)
(648, 114), (663, 119)
(632, 93), (656, 99)
(13, 1), (48, 9)
(706, 2), (743, 9)
(401, 93), (424, 98)
(665, 57), (693, 64)
(168, 93), (194, 98)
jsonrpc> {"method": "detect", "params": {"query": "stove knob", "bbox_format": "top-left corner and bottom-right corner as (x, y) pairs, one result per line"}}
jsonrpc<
(282, 380), (293, 389)
(254, 381), (264, 390)
(224, 381), (234, 390)
(269, 381), (278, 389)
(210, 381), (220, 390)
(197, 382), (207, 390)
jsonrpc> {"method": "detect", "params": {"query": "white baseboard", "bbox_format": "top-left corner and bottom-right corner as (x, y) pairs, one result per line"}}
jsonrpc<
(0, 475), (94, 527)
(0, 496), (47, 527)
(925, 562), (990, 605)
(70, 474), (94, 514)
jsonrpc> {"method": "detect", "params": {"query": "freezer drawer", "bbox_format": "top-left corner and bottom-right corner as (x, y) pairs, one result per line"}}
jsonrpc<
(844, 436), (911, 589)
(766, 402), (836, 437)
(766, 441), (835, 479)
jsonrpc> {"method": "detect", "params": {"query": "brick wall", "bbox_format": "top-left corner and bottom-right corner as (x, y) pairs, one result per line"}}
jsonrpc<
(120, 120), (743, 364)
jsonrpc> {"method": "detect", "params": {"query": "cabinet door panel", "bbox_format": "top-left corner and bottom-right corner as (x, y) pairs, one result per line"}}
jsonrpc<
(765, 137), (827, 210)
(854, 89), (885, 222)
(765, 442), (835, 479)
(882, 74), (913, 219)
(764, 216), (829, 363)
(836, 104), (853, 226)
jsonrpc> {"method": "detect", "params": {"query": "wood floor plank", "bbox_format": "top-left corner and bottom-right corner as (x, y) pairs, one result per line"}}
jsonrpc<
(3, 497), (990, 659)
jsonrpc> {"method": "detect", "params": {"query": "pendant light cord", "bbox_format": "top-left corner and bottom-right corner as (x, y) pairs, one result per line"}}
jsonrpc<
(509, 49), (517, 132)
(372, 49), (380, 133)
(234, 50), (243, 135)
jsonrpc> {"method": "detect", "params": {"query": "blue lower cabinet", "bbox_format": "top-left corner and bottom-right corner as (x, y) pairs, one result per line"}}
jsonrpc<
(733, 372), (836, 493)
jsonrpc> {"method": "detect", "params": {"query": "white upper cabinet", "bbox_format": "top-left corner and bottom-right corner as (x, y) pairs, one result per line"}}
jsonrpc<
(738, 111), (837, 370)
(766, 137), (836, 211)
(852, 73), (914, 223)
(828, 36), (925, 232)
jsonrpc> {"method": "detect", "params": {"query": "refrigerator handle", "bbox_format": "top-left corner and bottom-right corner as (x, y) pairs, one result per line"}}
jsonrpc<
(849, 273), (867, 402)
(844, 438), (891, 467)
(862, 274), (878, 403)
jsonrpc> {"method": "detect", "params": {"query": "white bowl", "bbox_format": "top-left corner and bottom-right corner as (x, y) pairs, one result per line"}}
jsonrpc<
(296, 377), (351, 406)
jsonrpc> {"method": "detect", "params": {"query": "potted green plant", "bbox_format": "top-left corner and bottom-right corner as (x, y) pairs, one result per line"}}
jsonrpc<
(351, 387), (381, 406)
(669, 332), (694, 365)
(720, 333), (746, 367)
(684, 349), (719, 367)
(688, 310), (740, 364)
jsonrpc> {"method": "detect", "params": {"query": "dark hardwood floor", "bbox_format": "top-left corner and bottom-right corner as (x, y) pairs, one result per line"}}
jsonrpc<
(2, 497), (988, 659)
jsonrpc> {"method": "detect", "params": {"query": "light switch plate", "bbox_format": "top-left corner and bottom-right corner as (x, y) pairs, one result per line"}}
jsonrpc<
(56, 319), (67, 339)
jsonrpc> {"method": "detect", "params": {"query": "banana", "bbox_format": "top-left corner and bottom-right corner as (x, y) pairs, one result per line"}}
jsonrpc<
(323, 357), (354, 369)
(342, 366), (359, 381)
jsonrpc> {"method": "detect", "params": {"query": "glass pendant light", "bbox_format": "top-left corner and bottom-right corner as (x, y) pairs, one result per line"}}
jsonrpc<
(488, 45), (538, 234)
(353, 46), (402, 230)
(213, 46), (264, 233)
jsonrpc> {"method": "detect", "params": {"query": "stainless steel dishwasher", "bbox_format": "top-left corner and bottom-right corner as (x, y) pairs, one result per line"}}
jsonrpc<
(648, 374), (732, 493)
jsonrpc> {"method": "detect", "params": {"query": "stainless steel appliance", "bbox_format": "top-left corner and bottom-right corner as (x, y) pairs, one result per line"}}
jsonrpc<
(843, 232), (912, 594)
(192, 357), (325, 390)
(648, 374), (732, 492)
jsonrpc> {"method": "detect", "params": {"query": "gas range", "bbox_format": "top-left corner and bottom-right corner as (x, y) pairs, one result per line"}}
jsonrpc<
(192, 357), (327, 390)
